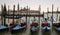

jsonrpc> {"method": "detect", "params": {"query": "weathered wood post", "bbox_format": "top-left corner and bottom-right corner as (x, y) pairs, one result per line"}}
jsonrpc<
(3, 4), (7, 26)
(20, 7), (22, 24)
(26, 6), (28, 24)
(43, 11), (44, 18)
(17, 3), (19, 24)
(8, 5), (9, 23)
(1, 5), (3, 25)
(13, 5), (15, 22)
(52, 4), (54, 31)
(29, 7), (30, 28)
(38, 5), (41, 30)
(56, 7), (58, 21)
(17, 3), (19, 12)
(28, 7), (30, 26)
(47, 8), (49, 18)
(17, 3), (19, 19)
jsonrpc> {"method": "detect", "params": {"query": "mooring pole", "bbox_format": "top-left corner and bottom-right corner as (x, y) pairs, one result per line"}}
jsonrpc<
(26, 6), (28, 24)
(56, 7), (58, 21)
(8, 5), (9, 23)
(47, 8), (49, 18)
(38, 5), (41, 30)
(3, 4), (7, 26)
(29, 7), (30, 27)
(1, 5), (3, 25)
(26, 13), (27, 25)
(52, 4), (54, 31)
(43, 11), (44, 18)
(17, 3), (19, 24)
(13, 5), (15, 22)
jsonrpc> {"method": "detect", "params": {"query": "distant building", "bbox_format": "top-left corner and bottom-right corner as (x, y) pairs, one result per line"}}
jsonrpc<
(3, 6), (40, 16)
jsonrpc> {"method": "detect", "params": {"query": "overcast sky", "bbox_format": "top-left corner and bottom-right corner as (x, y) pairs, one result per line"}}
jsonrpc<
(0, 0), (60, 12)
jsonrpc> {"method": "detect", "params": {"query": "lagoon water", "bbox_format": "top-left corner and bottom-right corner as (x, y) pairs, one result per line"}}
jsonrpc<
(0, 13), (60, 35)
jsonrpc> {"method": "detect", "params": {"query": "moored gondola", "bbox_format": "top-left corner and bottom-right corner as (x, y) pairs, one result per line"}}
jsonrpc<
(11, 20), (27, 33)
(0, 23), (9, 32)
(30, 20), (39, 32)
(53, 21), (60, 31)
(41, 18), (51, 31)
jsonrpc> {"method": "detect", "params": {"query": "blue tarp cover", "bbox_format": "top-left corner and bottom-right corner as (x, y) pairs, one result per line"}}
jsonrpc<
(12, 25), (24, 30)
(0, 26), (7, 29)
(31, 27), (38, 32)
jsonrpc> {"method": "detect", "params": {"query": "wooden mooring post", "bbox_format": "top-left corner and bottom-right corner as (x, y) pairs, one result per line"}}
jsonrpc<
(52, 4), (54, 31)
(3, 4), (7, 26)
(1, 5), (3, 25)
(56, 7), (58, 21)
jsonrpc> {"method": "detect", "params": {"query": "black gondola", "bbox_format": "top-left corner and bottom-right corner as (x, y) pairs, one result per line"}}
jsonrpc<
(11, 20), (27, 33)
(41, 18), (51, 31)
(53, 21), (60, 31)
(30, 20), (39, 32)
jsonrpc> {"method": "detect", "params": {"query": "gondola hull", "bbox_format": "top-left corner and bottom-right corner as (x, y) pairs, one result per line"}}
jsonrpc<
(42, 26), (51, 31)
(30, 26), (39, 32)
(54, 27), (60, 31)
(11, 25), (26, 33)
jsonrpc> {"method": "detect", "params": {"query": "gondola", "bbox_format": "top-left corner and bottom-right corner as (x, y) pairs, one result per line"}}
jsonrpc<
(53, 21), (60, 31)
(30, 20), (39, 32)
(42, 22), (51, 31)
(30, 26), (39, 32)
(54, 26), (60, 31)
(11, 21), (27, 32)
(11, 25), (26, 32)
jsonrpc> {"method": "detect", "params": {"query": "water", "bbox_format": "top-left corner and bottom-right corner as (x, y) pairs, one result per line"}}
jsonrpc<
(0, 13), (60, 35)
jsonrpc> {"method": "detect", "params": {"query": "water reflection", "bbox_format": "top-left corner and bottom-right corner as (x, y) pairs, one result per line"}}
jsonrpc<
(0, 31), (10, 35)
(30, 32), (39, 35)
(42, 30), (51, 35)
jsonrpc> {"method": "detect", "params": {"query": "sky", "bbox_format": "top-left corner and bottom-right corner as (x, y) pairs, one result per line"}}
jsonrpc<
(0, 0), (60, 12)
